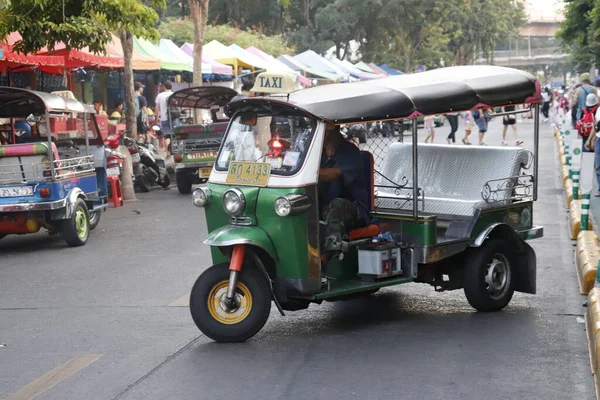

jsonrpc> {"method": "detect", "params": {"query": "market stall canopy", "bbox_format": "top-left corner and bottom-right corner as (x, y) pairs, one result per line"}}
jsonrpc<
(277, 55), (341, 82)
(292, 50), (347, 81)
(134, 37), (188, 71)
(329, 58), (380, 80)
(246, 46), (311, 87)
(1, 32), (65, 74)
(228, 66), (542, 125)
(378, 64), (404, 75)
(228, 44), (269, 70)
(159, 39), (211, 74)
(354, 61), (382, 74)
(180, 43), (233, 76)
(39, 37), (123, 69)
(368, 63), (390, 76)
(106, 34), (160, 71)
(203, 40), (255, 73)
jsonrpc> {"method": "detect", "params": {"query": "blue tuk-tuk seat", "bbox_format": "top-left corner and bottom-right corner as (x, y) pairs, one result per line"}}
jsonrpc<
(348, 150), (379, 241)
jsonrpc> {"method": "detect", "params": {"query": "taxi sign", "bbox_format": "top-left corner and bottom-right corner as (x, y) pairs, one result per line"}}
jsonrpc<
(251, 72), (296, 94)
(51, 90), (77, 100)
(226, 162), (271, 187)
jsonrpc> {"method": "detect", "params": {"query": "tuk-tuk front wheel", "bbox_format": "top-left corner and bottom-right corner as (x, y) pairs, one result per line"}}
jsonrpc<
(60, 198), (90, 247)
(464, 239), (515, 312)
(190, 263), (271, 343)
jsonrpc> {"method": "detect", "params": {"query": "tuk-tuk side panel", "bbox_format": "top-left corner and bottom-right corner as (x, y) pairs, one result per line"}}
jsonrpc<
(256, 186), (311, 280)
(470, 202), (533, 241)
(0, 176), (97, 205)
(375, 214), (437, 246)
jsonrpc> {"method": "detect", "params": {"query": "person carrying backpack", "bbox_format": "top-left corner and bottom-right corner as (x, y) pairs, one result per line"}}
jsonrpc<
(580, 93), (598, 153)
(582, 93), (600, 196)
(574, 73), (598, 123)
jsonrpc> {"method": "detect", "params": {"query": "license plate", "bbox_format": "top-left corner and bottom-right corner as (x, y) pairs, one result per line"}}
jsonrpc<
(199, 167), (212, 178)
(131, 153), (141, 163)
(107, 167), (120, 177)
(0, 186), (33, 197)
(225, 162), (271, 187)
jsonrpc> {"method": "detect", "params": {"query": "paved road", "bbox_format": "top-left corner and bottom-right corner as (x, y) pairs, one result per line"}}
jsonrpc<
(0, 117), (594, 400)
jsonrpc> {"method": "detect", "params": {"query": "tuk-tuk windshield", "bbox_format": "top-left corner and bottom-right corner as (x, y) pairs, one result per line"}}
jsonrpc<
(215, 113), (317, 176)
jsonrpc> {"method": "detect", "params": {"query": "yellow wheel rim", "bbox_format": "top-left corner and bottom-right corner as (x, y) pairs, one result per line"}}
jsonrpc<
(207, 280), (252, 325)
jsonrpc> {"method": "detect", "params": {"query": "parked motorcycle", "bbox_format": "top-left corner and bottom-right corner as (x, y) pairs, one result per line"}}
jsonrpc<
(124, 136), (170, 192)
(104, 132), (125, 179)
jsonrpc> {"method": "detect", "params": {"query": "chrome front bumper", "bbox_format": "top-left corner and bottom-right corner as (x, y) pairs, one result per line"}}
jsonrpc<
(175, 162), (213, 170)
(0, 198), (67, 212)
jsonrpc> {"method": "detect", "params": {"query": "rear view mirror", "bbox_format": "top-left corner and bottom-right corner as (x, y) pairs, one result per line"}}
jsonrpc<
(240, 113), (257, 126)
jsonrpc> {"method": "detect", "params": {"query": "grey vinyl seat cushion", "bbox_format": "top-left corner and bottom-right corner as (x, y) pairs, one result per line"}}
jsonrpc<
(376, 143), (531, 217)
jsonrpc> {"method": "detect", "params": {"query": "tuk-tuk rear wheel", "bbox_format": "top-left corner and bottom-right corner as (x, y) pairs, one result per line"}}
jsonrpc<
(60, 198), (90, 247)
(464, 238), (515, 312)
(88, 210), (101, 230)
(190, 263), (271, 343)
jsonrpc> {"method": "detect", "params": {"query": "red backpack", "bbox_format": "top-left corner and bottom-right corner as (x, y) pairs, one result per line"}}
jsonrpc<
(577, 106), (598, 137)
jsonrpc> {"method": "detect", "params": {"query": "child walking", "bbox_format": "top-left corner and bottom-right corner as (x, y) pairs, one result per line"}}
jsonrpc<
(424, 115), (435, 143)
(461, 111), (473, 144)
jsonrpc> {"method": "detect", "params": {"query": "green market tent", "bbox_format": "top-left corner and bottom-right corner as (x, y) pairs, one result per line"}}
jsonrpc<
(133, 37), (188, 71)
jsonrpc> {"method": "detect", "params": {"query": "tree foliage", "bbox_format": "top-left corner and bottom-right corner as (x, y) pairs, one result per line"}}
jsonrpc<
(557, 0), (600, 72)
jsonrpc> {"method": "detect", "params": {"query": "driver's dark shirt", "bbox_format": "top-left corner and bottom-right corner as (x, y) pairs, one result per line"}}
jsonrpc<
(319, 140), (371, 224)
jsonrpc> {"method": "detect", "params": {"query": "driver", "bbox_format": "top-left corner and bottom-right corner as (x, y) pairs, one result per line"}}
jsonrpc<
(319, 122), (371, 273)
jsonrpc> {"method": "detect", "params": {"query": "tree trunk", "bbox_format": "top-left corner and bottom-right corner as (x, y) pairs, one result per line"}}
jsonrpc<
(190, 0), (211, 87)
(119, 28), (137, 202)
(120, 29), (136, 138)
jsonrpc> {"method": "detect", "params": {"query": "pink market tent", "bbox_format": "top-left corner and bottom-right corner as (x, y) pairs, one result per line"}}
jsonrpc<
(246, 46), (311, 87)
(180, 43), (233, 76)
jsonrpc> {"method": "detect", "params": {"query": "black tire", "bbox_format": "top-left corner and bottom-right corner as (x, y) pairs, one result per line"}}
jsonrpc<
(60, 198), (90, 247)
(176, 171), (192, 194)
(464, 238), (515, 312)
(88, 210), (101, 230)
(159, 173), (171, 188)
(137, 174), (151, 192)
(190, 263), (271, 343)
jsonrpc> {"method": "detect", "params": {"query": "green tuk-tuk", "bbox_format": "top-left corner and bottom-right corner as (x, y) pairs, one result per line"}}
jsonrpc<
(188, 65), (543, 342)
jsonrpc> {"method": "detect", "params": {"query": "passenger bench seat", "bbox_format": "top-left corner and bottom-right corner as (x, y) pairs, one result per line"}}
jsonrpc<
(348, 150), (379, 240)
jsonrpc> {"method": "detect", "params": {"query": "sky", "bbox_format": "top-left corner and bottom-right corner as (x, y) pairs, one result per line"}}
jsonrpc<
(523, 0), (565, 22)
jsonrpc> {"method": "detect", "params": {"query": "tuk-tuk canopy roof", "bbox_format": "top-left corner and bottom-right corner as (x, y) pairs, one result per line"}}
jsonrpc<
(168, 86), (238, 109)
(0, 87), (95, 118)
(227, 66), (542, 124)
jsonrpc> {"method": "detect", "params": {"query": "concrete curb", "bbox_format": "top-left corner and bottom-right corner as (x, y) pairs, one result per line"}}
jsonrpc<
(556, 119), (600, 398)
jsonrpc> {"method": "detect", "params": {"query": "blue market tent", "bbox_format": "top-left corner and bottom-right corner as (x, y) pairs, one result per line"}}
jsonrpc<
(329, 58), (380, 80)
(378, 64), (404, 75)
(277, 54), (342, 82)
(292, 50), (348, 82)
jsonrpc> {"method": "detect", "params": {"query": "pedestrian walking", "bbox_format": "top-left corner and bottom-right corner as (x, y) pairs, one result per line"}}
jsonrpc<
(580, 93), (599, 153)
(502, 105), (522, 146)
(424, 115), (435, 143)
(445, 112), (459, 144)
(134, 82), (149, 137)
(472, 108), (491, 146)
(155, 80), (174, 154)
(461, 111), (473, 145)
(572, 73), (598, 124)
(582, 94), (600, 195)
(541, 87), (552, 122)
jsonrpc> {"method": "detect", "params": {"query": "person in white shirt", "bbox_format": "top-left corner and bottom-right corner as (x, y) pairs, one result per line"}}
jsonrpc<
(155, 80), (174, 152)
(582, 94), (600, 196)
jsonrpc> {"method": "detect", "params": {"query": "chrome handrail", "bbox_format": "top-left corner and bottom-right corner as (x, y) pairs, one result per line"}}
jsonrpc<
(0, 155), (95, 185)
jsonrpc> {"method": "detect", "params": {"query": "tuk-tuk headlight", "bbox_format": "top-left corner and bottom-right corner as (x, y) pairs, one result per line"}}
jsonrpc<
(274, 194), (312, 217)
(223, 188), (245, 216)
(192, 187), (210, 207)
(274, 197), (291, 216)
